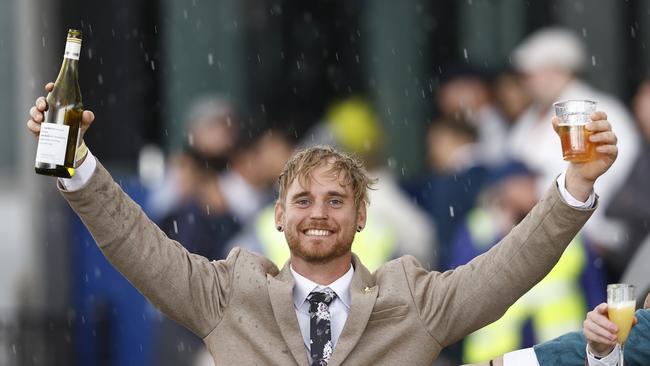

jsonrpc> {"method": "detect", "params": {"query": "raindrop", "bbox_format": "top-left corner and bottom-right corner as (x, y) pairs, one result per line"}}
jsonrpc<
(387, 157), (397, 168)
(631, 26), (636, 39)
(582, 28), (587, 37)
(183, 9), (188, 19)
(449, 206), (455, 217)
(42, 36), (46, 48)
(151, 60), (156, 70)
(208, 53), (214, 65)
(97, 74), (103, 85)
(296, 60), (301, 70)
(463, 48), (468, 60)
(592, 56), (596, 67)
(87, 48), (93, 59)
(188, 133), (194, 146)
(206, 205), (210, 215)
(257, 54), (262, 64)
(173, 220), (178, 234)
(94, 267), (101, 278)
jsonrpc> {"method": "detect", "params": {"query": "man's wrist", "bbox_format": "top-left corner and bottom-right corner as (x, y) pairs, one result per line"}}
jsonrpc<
(565, 166), (595, 202)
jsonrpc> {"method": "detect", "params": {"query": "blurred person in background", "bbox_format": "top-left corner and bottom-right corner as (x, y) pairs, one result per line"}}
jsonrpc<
(604, 77), (650, 276)
(147, 96), (240, 221)
(232, 97), (436, 270)
(437, 67), (511, 166)
(448, 161), (605, 364)
(407, 117), (488, 269)
(491, 69), (532, 126)
(509, 27), (641, 274)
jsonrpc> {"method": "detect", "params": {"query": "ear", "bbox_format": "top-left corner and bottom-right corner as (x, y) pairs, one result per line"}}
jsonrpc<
(274, 200), (285, 229)
(356, 203), (367, 230)
(644, 293), (650, 309)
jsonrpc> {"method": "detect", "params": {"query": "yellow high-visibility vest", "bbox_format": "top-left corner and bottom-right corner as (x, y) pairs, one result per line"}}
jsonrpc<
(462, 207), (587, 363)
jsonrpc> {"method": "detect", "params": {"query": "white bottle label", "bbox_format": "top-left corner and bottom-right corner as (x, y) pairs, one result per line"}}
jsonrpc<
(64, 39), (81, 60)
(35, 123), (70, 165)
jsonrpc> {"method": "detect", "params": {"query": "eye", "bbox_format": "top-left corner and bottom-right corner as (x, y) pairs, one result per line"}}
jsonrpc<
(328, 199), (343, 207)
(295, 199), (311, 207)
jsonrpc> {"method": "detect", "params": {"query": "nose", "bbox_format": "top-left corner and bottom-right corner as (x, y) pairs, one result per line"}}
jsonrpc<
(309, 201), (328, 220)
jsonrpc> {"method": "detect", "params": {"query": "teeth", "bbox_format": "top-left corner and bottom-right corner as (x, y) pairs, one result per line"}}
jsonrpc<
(305, 229), (332, 236)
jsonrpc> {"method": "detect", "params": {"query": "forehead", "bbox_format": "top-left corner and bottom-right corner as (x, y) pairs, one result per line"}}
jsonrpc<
(287, 163), (350, 196)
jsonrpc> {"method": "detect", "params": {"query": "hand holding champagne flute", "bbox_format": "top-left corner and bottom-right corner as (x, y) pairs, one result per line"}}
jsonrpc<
(608, 284), (636, 366)
(583, 285), (638, 365)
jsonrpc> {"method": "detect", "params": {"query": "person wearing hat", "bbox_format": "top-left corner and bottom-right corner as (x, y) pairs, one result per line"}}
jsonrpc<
(508, 27), (641, 265)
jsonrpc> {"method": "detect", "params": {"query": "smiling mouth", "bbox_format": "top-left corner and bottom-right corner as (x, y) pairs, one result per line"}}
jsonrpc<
(303, 229), (333, 237)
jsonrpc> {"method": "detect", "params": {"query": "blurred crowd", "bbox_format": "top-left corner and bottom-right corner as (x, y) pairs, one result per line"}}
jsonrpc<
(137, 27), (650, 365)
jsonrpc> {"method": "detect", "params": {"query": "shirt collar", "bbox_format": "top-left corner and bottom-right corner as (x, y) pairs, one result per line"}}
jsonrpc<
(290, 263), (354, 309)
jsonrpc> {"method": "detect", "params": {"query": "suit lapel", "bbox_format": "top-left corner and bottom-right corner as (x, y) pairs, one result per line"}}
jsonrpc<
(268, 264), (309, 366)
(328, 254), (377, 366)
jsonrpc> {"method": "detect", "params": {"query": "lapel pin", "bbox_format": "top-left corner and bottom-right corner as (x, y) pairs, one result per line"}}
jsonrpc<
(363, 286), (372, 293)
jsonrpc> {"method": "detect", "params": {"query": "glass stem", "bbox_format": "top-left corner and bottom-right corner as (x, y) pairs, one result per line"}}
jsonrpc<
(619, 343), (624, 366)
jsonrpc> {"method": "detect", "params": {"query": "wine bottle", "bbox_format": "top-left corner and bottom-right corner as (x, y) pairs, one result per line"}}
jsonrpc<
(35, 29), (83, 178)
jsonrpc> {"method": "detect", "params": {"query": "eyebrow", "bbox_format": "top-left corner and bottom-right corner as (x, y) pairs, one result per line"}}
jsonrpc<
(289, 190), (348, 200)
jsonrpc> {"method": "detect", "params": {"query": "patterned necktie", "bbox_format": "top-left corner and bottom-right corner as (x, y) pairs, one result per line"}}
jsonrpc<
(307, 288), (337, 366)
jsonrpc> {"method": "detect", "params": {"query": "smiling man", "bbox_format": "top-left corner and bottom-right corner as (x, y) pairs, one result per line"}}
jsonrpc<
(27, 82), (619, 365)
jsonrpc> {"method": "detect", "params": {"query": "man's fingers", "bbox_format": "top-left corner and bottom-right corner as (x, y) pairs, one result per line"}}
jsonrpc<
(45, 82), (54, 92)
(81, 110), (95, 125)
(591, 111), (608, 121)
(551, 116), (560, 134)
(590, 131), (617, 145)
(35, 97), (48, 112)
(595, 144), (618, 155)
(586, 119), (612, 132)
(595, 303), (609, 314)
(27, 119), (41, 135)
(584, 320), (618, 344)
(29, 106), (44, 122)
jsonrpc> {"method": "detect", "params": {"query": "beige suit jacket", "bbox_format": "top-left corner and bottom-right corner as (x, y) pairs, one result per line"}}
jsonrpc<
(61, 161), (596, 365)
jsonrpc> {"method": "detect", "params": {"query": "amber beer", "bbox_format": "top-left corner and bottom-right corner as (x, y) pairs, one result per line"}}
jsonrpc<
(554, 100), (597, 163)
(558, 123), (594, 162)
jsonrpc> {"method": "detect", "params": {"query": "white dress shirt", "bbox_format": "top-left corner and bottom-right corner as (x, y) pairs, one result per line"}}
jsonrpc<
(290, 264), (354, 364)
(586, 344), (620, 366)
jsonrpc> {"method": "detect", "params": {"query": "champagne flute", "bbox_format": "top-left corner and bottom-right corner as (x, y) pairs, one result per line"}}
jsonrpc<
(607, 284), (635, 366)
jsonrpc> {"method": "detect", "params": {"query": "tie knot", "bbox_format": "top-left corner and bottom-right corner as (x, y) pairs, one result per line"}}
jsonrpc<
(307, 288), (337, 306)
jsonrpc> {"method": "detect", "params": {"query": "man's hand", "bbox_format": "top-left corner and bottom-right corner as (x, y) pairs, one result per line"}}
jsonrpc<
(552, 111), (618, 201)
(27, 82), (95, 140)
(584, 303), (637, 358)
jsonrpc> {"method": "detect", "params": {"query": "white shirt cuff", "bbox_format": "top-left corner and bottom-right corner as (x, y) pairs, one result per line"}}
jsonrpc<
(58, 150), (97, 191)
(503, 348), (540, 366)
(556, 171), (596, 208)
(586, 344), (619, 366)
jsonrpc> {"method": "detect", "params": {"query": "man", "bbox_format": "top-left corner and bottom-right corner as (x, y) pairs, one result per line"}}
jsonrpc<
(509, 27), (640, 270)
(463, 294), (650, 366)
(27, 82), (617, 365)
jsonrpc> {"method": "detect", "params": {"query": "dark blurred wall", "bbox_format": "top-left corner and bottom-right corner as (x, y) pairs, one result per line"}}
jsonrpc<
(59, 0), (162, 172)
